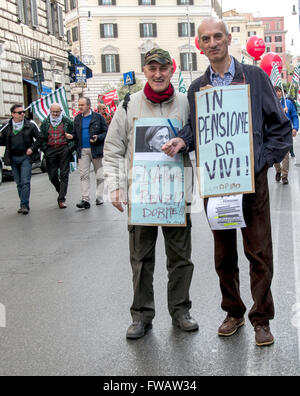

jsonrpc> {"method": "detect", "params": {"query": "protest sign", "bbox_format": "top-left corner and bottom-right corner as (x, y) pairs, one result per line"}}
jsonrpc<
(129, 118), (186, 226)
(195, 85), (255, 198)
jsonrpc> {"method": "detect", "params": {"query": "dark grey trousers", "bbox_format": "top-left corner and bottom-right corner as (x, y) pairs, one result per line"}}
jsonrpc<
(128, 216), (194, 324)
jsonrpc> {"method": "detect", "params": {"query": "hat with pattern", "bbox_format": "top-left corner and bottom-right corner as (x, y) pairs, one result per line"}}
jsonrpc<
(144, 48), (172, 66)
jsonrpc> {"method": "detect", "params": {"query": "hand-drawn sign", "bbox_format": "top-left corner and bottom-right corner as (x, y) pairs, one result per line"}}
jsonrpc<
(129, 118), (186, 226)
(195, 85), (255, 198)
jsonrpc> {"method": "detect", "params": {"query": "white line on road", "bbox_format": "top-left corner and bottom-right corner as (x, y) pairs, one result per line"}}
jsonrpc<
(290, 161), (300, 363)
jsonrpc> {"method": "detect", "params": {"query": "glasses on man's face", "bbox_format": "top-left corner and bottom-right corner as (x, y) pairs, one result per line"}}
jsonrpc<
(51, 111), (61, 114)
(13, 111), (25, 115)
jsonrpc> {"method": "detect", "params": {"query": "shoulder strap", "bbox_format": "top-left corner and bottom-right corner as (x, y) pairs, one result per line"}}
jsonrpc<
(122, 93), (131, 113)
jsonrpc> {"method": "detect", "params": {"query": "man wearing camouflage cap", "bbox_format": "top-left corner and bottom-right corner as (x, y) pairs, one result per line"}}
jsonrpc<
(103, 48), (198, 339)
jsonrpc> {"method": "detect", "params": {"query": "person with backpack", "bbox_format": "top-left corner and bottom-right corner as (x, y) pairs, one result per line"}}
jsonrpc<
(103, 48), (198, 340)
(274, 86), (299, 184)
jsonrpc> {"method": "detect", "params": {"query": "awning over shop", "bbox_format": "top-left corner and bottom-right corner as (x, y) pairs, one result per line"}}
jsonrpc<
(23, 79), (52, 96)
(68, 53), (93, 79)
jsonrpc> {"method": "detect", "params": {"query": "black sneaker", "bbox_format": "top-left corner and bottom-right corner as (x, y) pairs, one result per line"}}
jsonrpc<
(126, 321), (152, 339)
(95, 198), (104, 206)
(76, 200), (90, 209)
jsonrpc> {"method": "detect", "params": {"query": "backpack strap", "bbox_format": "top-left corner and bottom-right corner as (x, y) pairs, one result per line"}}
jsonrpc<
(122, 93), (131, 114)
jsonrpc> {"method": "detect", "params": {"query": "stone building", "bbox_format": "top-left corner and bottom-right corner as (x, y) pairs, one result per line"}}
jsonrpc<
(222, 9), (265, 66)
(65, 0), (223, 107)
(0, 0), (70, 122)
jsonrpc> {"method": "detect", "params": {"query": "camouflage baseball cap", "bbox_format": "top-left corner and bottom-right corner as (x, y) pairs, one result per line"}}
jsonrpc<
(144, 48), (172, 66)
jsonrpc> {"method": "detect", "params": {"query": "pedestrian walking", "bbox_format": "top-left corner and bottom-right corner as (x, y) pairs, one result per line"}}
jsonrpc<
(274, 86), (299, 185)
(72, 97), (108, 209)
(97, 104), (112, 126)
(103, 48), (198, 340)
(0, 104), (43, 214)
(40, 103), (75, 208)
(163, 18), (292, 347)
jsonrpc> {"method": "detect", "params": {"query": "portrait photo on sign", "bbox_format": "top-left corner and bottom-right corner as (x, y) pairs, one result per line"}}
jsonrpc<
(134, 123), (179, 161)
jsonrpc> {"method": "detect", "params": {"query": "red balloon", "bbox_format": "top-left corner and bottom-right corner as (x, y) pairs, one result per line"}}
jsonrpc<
(246, 36), (265, 61)
(260, 52), (283, 76)
(194, 37), (204, 54)
(172, 58), (177, 73)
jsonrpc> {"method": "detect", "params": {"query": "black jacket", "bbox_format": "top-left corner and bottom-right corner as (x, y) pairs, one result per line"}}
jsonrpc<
(72, 111), (108, 159)
(179, 57), (292, 175)
(0, 118), (43, 166)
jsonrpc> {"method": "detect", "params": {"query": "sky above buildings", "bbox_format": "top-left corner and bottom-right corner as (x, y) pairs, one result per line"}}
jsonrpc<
(222, 0), (300, 56)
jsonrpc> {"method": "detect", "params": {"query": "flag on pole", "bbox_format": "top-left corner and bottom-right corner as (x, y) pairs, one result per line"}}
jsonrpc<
(269, 63), (282, 87)
(292, 64), (300, 86)
(30, 87), (69, 122)
(178, 68), (187, 94)
(102, 89), (118, 105)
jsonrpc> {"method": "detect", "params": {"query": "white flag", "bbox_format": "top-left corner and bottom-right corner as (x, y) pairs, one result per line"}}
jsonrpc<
(30, 87), (69, 121)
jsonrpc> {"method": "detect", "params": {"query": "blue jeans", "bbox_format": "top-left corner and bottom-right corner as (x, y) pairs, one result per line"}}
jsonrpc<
(11, 155), (32, 209)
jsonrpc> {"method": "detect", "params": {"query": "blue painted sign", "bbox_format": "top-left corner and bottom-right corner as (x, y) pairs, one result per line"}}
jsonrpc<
(195, 85), (254, 198)
(123, 71), (136, 86)
(129, 118), (186, 226)
(75, 66), (87, 83)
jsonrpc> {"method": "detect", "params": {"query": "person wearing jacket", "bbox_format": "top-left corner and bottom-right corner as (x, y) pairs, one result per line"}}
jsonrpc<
(103, 48), (198, 340)
(274, 86), (299, 184)
(72, 97), (107, 209)
(0, 104), (43, 214)
(163, 18), (292, 347)
(40, 103), (75, 208)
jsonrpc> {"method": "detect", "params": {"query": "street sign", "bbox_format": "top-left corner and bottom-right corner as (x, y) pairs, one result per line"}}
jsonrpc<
(75, 66), (87, 83)
(123, 71), (136, 86)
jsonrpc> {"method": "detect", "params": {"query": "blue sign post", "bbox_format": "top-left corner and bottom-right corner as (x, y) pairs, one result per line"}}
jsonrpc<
(123, 71), (136, 86)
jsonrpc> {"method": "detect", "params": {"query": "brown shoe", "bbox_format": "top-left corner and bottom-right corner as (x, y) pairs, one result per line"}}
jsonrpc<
(282, 177), (289, 185)
(58, 202), (67, 209)
(218, 315), (245, 336)
(255, 325), (274, 347)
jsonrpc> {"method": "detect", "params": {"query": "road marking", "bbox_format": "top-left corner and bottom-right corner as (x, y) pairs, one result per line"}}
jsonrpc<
(290, 159), (300, 362)
(0, 303), (6, 327)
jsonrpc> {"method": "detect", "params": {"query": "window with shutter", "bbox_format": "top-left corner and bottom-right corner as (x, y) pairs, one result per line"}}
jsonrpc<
(30, 0), (39, 28)
(46, 0), (54, 34)
(57, 5), (64, 38)
(102, 54), (119, 72)
(17, 0), (25, 23)
(141, 53), (146, 71)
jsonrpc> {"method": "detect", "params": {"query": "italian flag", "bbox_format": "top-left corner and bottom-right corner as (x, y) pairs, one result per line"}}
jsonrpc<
(30, 87), (69, 121)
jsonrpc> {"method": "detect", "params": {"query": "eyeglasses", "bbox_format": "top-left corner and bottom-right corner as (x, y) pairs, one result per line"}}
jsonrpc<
(50, 111), (61, 114)
(13, 111), (25, 114)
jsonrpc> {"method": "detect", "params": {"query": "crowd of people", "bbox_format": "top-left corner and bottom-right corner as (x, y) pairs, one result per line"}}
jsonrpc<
(1, 17), (298, 348)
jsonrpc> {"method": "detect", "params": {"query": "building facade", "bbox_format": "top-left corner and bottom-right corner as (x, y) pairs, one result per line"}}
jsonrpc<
(0, 0), (70, 122)
(222, 10), (265, 65)
(253, 16), (288, 80)
(65, 0), (222, 107)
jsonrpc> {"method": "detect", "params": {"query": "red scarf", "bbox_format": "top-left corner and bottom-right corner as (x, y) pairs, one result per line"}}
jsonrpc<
(144, 83), (174, 103)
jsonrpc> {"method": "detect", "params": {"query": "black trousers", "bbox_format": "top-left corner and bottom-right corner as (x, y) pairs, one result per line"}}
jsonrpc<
(45, 145), (70, 202)
(204, 166), (274, 327)
(128, 216), (194, 324)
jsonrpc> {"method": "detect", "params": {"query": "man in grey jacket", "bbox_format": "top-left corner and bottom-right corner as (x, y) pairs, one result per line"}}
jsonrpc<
(103, 48), (198, 340)
(163, 18), (292, 347)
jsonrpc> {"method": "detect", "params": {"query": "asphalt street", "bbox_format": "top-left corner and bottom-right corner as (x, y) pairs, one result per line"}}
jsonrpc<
(0, 140), (300, 376)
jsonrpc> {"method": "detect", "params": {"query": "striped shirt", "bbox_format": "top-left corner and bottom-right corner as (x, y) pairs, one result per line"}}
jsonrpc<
(210, 56), (235, 87)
